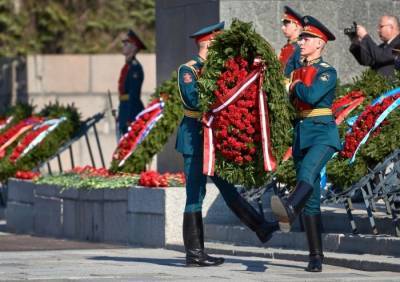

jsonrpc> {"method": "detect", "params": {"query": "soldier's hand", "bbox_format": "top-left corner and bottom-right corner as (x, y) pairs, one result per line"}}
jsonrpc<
(356, 25), (368, 40)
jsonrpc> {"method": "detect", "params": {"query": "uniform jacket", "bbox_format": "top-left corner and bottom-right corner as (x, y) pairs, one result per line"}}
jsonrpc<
(175, 56), (204, 156)
(290, 58), (341, 155)
(118, 57), (145, 133)
(349, 34), (400, 78)
(279, 40), (302, 77)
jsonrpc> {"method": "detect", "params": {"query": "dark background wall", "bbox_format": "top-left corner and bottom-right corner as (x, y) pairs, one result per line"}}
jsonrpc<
(156, 0), (219, 172)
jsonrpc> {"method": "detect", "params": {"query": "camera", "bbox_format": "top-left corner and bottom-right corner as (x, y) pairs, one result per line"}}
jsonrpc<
(344, 22), (357, 37)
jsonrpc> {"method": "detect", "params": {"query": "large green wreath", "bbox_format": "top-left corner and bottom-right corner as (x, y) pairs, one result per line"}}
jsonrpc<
(0, 102), (80, 182)
(198, 19), (293, 188)
(327, 70), (400, 190)
(109, 74), (182, 173)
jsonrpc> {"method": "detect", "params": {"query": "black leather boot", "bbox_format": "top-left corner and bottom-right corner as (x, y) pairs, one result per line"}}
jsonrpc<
(183, 212), (224, 267)
(227, 196), (279, 243)
(270, 181), (313, 232)
(303, 214), (324, 272)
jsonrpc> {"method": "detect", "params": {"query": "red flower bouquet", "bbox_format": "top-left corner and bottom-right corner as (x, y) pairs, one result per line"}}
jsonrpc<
(139, 171), (185, 187)
(113, 98), (164, 167)
(15, 170), (41, 180)
(213, 57), (261, 166)
(341, 93), (400, 158)
(0, 117), (43, 158)
(9, 124), (50, 162)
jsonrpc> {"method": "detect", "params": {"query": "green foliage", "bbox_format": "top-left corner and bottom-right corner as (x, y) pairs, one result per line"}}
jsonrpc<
(0, 0), (155, 56)
(35, 173), (139, 189)
(198, 19), (293, 188)
(109, 73), (183, 173)
(0, 102), (81, 182)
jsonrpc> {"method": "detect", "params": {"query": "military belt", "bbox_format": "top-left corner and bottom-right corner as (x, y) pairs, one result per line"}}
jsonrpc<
(119, 94), (129, 101)
(298, 108), (332, 118)
(184, 109), (202, 119)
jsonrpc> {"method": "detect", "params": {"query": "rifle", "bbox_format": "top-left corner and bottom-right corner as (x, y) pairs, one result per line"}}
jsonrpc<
(107, 90), (117, 122)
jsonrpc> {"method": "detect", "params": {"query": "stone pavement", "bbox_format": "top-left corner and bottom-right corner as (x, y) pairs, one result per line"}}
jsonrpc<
(0, 231), (400, 281)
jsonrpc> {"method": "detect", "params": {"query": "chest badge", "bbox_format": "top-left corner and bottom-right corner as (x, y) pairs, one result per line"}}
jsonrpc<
(183, 73), (193, 84)
(320, 73), (330, 81)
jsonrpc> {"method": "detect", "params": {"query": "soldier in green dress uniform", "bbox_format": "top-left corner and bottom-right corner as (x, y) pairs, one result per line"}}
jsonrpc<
(270, 16), (341, 272)
(117, 30), (146, 137)
(176, 22), (279, 267)
(279, 6), (303, 77)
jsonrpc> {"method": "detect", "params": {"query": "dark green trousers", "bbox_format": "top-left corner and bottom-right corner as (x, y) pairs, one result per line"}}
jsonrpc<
(294, 144), (335, 215)
(183, 154), (239, 212)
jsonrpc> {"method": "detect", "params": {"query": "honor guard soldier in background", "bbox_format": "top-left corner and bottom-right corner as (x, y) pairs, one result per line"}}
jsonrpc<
(270, 16), (341, 272)
(117, 30), (146, 137)
(176, 22), (279, 267)
(279, 6), (303, 77)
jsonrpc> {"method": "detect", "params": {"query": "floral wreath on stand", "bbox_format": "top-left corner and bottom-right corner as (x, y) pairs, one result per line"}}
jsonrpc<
(198, 19), (293, 188)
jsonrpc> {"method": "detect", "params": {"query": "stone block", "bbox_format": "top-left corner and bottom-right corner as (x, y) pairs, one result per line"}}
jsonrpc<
(103, 188), (129, 201)
(128, 213), (165, 247)
(76, 200), (104, 242)
(59, 188), (79, 200)
(33, 197), (62, 237)
(79, 189), (104, 201)
(104, 201), (128, 243)
(62, 199), (78, 239)
(5, 201), (34, 234)
(27, 55), (90, 93)
(128, 187), (166, 214)
(34, 184), (61, 198)
(7, 179), (35, 203)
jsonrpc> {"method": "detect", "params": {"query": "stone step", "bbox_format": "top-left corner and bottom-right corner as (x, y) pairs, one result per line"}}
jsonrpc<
(204, 223), (400, 258)
(319, 203), (398, 236)
(167, 242), (400, 273)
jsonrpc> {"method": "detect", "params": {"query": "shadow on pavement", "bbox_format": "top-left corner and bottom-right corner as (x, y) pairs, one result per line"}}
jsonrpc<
(89, 256), (185, 267)
(89, 255), (302, 272)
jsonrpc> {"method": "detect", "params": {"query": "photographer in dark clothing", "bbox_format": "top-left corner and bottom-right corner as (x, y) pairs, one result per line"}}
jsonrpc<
(349, 15), (400, 78)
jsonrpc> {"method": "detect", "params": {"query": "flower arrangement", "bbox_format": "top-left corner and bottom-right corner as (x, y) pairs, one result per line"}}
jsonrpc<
(213, 57), (259, 166)
(9, 124), (50, 162)
(109, 75), (182, 173)
(15, 170), (41, 180)
(199, 19), (293, 188)
(112, 98), (164, 167)
(340, 93), (399, 159)
(34, 165), (185, 189)
(0, 102), (80, 182)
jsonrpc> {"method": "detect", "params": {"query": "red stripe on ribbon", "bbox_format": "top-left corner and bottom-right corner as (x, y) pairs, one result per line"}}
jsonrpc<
(258, 70), (277, 171)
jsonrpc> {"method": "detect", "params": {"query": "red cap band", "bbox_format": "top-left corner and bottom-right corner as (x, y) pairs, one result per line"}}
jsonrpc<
(195, 31), (222, 43)
(282, 14), (303, 27)
(303, 25), (328, 42)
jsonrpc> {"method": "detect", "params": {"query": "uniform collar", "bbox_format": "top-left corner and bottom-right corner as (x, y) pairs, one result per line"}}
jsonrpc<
(287, 38), (299, 44)
(302, 57), (322, 66)
(193, 55), (205, 68)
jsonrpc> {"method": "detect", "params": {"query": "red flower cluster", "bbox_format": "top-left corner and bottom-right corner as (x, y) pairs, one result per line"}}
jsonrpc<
(70, 165), (112, 177)
(0, 117), (43, 147)
(213, 57), (260, 165)
(113, 99), (161, 162)
(15, 170), (40, 180)
(9, 125), (50, 162)
(139, 171), (185, 187)
(341, 93), (400, 158)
